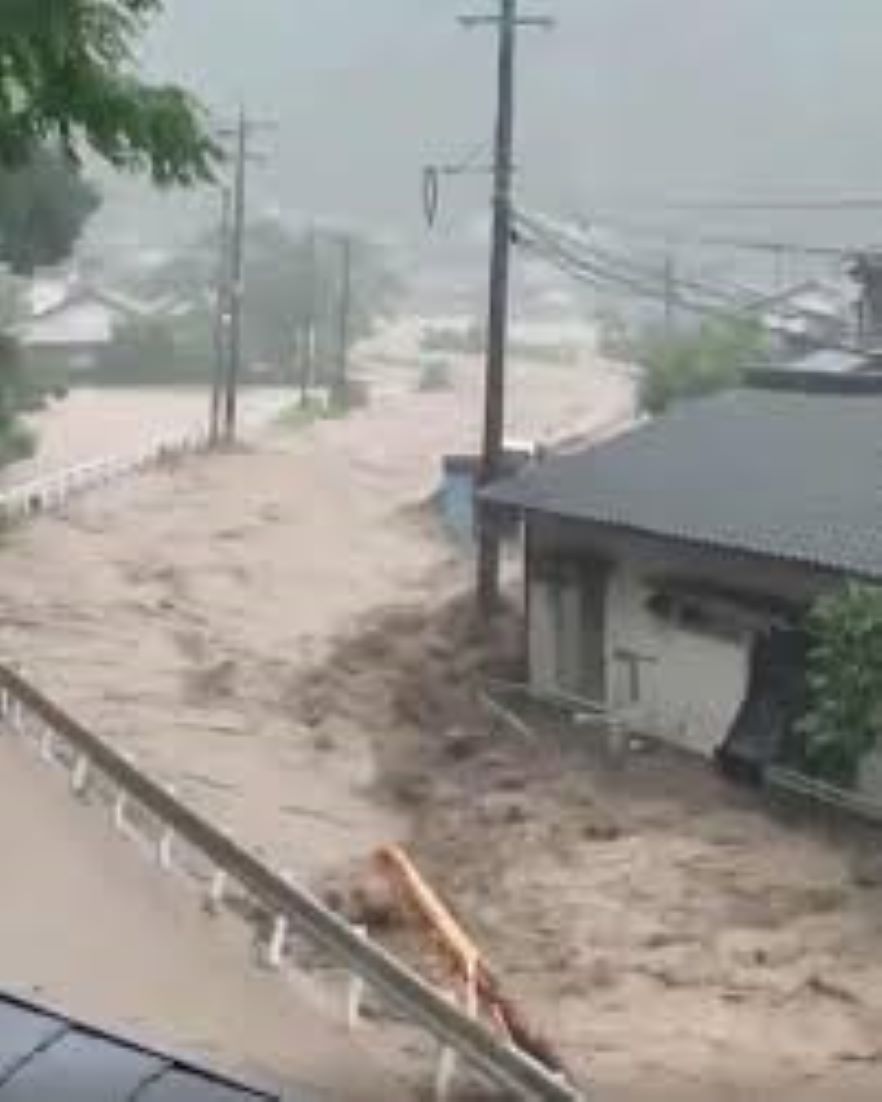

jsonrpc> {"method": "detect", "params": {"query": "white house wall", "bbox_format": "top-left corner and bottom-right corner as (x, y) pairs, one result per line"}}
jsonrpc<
(605, 564), (751, 758)
(18, 302), (117, 347)
(529, 579), (560, 697)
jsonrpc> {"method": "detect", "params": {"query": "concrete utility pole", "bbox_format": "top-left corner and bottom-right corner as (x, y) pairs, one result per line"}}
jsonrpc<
(662, 249), (676, 337)
(210, 185), (232, 444)
(334, 234), (353, 408)
(461, 1), (552, 618)
(299, 227), (317, 407)
(218, 107), (274, 442)
(223, 108), (248, 442)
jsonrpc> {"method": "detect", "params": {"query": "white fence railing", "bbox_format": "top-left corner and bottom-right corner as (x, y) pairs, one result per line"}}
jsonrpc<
(0, 429), (211, 523)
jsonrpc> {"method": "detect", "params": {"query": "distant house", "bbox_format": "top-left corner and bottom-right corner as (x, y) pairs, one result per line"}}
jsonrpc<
(0, 987), (284, 1100)
(12, 284), (180, 376)
(484, 377), (882, 794)
(757, 279), (857, 357)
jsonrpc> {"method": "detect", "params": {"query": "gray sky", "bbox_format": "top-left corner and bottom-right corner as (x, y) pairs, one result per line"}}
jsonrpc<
(109, 1), (882, 247)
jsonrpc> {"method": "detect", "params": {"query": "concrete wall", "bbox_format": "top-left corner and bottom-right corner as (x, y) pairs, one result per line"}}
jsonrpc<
(604, 563), (751, 758)
(526, 521), (777, 757)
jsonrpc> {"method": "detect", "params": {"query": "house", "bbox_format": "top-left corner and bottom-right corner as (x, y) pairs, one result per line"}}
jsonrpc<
(0, 987), (284, 1100)
(12, 284), (179, 376)
(757, 279), (858, 357)
(484, 376), (882, 790)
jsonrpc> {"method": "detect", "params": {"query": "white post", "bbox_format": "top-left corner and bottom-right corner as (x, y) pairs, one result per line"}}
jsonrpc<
(265, 868), (294, 969)
(346, 926), (368, 1030)
(434, 1047), (459, 1102)
(113, 790), (128, 833)
(266, 914), (289, 970)
(157, 784), (176, 869)
(205, 868), (228, 913)
(11, 699), (24, 734)
(71, 755), (90, 795)
(39, 725), (55, 763)
(0, 687), (8, 718)
(434, 991), (460, 1102)
(157, 827), (174, 870)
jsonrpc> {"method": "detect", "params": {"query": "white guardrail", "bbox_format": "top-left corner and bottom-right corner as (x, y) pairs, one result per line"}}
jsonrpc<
(0, 397), (287, 524)
(0, 666), (585, 1102)
(0, 428), (211, 523)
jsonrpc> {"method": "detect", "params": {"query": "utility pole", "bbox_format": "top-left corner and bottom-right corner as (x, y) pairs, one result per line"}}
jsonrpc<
(210, 185), (232, 444)
(223, 107), (248, 442)
(662, 249), (676, 337)
(300, 227), (316, 407)
(334, 234), (353, 408)
(460, 1), (552, 618)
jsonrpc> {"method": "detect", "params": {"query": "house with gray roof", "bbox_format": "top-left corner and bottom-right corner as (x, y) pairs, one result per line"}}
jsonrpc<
(484, 377), (882, 789)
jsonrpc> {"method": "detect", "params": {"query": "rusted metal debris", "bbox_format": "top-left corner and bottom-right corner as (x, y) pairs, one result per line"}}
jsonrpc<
(374, 845), (569, 1078)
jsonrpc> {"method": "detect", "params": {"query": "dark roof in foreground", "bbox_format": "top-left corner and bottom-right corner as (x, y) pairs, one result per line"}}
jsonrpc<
(485, 387), (882, 580)
(0, 989), (284, 1101)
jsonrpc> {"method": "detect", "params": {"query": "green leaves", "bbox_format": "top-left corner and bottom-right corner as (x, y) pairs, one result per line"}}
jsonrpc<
(798, 583), (882, 786)
(0, 0), (220, 184)
(637, 318), (765, 414)
(0, 146), (99, 273)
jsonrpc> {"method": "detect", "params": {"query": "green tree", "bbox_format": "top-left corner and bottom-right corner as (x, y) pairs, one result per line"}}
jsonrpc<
(0, 0), (218, 465)
(138, 220), (402, 384)
(0, 148), (100, 274)
(0, 1), (217, 183)
(798, 583), (882, 787)
(637, 318), (766, 415)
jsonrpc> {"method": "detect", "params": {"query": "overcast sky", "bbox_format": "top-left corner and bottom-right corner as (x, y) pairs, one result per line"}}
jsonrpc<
(109, 1), (882, 248)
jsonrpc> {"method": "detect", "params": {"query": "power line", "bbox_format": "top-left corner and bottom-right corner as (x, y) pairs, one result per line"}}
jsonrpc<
(572, 211), (858, 259)
(514, 209), (866, 353)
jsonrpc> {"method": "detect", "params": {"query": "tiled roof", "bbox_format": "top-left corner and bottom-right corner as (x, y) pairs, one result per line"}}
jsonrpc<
(0, 990), (285, 1101)
(485, 388), (882, 579)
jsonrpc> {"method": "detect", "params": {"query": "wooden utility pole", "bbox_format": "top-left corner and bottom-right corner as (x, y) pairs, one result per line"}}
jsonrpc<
(334, 234), (353, 407)
(461, 1), (552, 617)
(210, 185), (232, 444)
(223, 107), (248, 442)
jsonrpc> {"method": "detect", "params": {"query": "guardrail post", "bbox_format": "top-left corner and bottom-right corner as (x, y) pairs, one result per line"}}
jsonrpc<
(71, 754), (90, 796)
(346, 926), (368, 1030)
(0, 686), (8, 719)
(157, 784), (177, 869)
(39, 725), (55, 763)
(265, 868), (294, 970)
(113, 790), (128, 833)
(158, 826), (175, 869)
(434, 991), (461, 1102)
(205, 868), (228, 914)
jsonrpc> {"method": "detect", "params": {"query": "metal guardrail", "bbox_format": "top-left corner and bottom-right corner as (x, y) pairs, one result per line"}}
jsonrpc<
(765, 765), (882, 826)
(0, 663), (584, 1102)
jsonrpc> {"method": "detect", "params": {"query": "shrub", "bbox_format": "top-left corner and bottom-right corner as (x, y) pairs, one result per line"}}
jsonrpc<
(797, 583), (882, 786)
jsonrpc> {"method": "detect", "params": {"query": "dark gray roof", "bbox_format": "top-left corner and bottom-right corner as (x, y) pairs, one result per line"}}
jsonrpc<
(0, 990), (285, 1101)
(485, 388), (882, 579)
